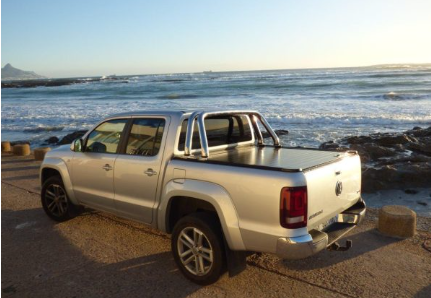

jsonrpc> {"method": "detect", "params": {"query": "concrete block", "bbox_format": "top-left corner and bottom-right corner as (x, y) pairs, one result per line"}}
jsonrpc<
(34, 147), (51, 161)
(12, 144), (31, 156)
(378, 205), (416, 238)
(1, 141), (11, 152)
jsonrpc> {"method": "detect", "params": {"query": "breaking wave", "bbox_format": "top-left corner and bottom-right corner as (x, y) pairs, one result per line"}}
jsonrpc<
(2, 65), (431, 147)
(23, 126), (65, 133)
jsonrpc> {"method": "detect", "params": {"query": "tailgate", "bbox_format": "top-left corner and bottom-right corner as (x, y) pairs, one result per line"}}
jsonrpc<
(305, 153), (361, 230)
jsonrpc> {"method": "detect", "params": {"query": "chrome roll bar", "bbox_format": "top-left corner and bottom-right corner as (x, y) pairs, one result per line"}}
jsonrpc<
(184, 110), (280, 158)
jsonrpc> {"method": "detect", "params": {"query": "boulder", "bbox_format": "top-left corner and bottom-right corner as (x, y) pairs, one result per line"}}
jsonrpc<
(45, 136), (59, 144)
(405, 126), (431, 138)
(334, 126), (431, 193)
(275, 129), (289, 136)
(319, 141), (340, 150)
(362, 165), (398, 192)
(376, 153), (431, 166)
(58, 130), (88, 145)
(362, 162), (431, 192)
(344, 135), (373, 145)
(351, 143), (397, 160)
(374, 134), (416, 147)
(407, 140), (431, 156)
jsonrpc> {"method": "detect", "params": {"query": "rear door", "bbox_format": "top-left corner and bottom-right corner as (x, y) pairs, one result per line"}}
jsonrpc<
(113, 117), (169, 223)
(304, 154), (361, 230)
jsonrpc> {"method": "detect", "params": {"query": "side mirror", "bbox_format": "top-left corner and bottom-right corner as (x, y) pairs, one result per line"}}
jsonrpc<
(70, 138), (83, 152)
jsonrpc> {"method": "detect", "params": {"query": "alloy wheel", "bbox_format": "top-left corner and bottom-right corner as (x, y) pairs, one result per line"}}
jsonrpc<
(177, 227), (214, 276)
(44, 184), (68, 217)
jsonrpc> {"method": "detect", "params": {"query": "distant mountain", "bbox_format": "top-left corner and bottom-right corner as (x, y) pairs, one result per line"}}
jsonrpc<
(1, 63), (46, 81)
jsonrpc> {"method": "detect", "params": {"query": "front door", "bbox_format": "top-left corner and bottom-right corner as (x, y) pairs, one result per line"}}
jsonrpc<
(71, 118), (128, 213)
(113, 117), (168, 223)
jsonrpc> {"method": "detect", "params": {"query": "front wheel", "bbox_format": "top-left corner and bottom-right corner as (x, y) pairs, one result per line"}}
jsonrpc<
(171, 213), (226, 285)
(41, 176), (77, 222)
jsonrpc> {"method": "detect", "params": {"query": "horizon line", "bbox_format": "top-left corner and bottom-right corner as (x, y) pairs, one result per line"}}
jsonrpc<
(2, 62), (431, 80)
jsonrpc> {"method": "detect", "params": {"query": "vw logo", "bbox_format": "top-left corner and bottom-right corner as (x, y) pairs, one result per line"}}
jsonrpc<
(335, 181), (343, 196)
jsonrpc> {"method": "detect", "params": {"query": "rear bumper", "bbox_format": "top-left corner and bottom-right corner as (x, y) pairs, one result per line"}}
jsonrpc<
(276, 198), (366, 259)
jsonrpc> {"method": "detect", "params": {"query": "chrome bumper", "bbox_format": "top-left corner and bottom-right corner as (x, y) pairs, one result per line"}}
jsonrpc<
(276, 198), (366, 260)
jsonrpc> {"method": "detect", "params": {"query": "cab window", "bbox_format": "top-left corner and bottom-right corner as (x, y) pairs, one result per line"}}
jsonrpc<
(125, 118), (165, 156)
(178, 115), (252, 150)
(85, 119), (128, 153)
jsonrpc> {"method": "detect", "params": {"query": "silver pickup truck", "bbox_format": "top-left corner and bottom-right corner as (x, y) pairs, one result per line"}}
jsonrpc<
(40, 110), (366, 284)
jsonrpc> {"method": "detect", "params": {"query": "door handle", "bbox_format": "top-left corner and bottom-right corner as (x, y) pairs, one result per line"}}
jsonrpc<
(102, 164), (113, 171)
(144, 168), (157, 176)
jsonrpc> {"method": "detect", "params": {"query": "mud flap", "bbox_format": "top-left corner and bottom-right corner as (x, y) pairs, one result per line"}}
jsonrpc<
(223, 238), (247, 277)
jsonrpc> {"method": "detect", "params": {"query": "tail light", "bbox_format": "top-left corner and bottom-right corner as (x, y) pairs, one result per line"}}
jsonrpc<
(280, 187), (307, 229)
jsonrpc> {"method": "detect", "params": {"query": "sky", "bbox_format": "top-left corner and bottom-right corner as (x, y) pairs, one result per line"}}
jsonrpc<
(1, 0), (431, 77)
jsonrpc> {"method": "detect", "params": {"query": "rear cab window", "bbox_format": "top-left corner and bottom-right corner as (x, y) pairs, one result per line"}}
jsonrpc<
(125, 118), (165, 156)
(177, 115), (253, 151)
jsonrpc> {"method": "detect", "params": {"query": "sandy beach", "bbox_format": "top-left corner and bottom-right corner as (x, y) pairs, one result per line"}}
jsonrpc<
(2, 152), (431, 297)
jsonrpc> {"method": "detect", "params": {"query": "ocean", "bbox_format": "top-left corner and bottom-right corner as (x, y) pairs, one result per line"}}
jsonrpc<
(2, 64), (431, 147)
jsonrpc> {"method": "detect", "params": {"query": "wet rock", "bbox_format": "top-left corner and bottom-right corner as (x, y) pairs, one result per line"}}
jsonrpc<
(374, 134), (417, 147)
(58, 130), (88, 145)
(362, 165), (398, 192)
(362, 162), (431, 192)
(319, 141), (340, 150)
(328, 126), (431, 193)
(376, 154), (431, 166)
(349, 143), (397, 163)
(45, 136), (59, 144)
(275, 129), (289, 136)
(390, 144), (408, 152)
(417, 201), (428, 206)
(405, 126), (431, 138)
(359, 143), (396, 159)
(344, 135), (373, 145)
(408, 143), (431, 155)
(404, 189), (418, 195)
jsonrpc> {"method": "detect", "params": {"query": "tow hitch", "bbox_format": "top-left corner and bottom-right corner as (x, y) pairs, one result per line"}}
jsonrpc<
(327, 240), (352, 251)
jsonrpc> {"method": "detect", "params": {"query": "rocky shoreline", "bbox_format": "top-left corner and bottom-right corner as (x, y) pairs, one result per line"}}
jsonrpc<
(320, 126), (431, 193)
(1, 76), (130, 88)
(8, 126), (431, 196)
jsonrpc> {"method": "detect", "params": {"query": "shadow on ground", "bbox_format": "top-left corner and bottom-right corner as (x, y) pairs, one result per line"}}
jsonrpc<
(1, 159), (36, 164)
(2, 174), (40, 181)
(1, 165), (41, 172)
(414, 284), (431, 298)
(282, 228), (402, 270)
(1, 208), (203, 298)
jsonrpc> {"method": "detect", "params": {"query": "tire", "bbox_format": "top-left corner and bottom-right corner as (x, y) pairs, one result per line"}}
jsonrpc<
(41, 176), (78, 222)
(171, 212), (226, 285)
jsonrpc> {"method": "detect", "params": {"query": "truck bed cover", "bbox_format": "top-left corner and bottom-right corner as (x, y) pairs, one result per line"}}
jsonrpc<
(175, 146), (353, 172)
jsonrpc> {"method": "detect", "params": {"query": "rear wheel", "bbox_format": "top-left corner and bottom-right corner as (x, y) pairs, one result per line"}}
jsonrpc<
(171, 213), (225, 285)
(41, 176), (77, 222)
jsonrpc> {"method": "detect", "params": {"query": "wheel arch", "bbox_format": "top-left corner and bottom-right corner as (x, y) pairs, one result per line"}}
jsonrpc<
(158, 179), (245, 250)
(40, 157), (78, 205)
